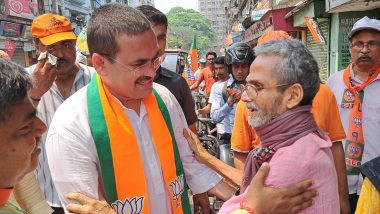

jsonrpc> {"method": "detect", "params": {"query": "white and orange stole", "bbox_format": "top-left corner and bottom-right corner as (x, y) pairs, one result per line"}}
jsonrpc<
(87, 74), (191, 214)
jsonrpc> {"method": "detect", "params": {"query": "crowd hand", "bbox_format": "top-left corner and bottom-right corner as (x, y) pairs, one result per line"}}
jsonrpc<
(183, 129), (209, 161)
(243, 162), (318, 214)
(66, 193), (115, 214)
(29, 58), (58, 100)
(227, 91), (241, 107)
(193, 192), (211, 214)
(198, 108), (208, 116)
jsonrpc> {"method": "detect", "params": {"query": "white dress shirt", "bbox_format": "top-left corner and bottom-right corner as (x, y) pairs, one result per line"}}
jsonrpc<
(45, 83), (222, 213)
(25, 64), (95, 207)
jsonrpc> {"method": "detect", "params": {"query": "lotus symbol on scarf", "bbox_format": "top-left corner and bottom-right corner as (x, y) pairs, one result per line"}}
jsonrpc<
(353, 117), (361, 128)
(170, 174), (185, 207)
(111, 197), (144, 214)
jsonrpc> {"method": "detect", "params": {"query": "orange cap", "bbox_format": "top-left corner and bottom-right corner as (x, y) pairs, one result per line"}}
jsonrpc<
(257, 31), (291, 45)
(0, 50), (10, 60)
(32, 13), (77, 46)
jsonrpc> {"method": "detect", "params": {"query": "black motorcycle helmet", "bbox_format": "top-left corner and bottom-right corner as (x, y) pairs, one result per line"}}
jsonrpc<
(225, 42), (254, 83)
(225, 42), (254, 68)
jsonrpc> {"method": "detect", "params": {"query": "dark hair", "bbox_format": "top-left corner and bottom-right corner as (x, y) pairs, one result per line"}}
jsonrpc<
(206, 52), (217, 59)
(0, 59), (32, 123)
(214, 56), (225, 65)
(87, 3), (151, 60)
(254, 39), (320, 106)
(137, 5), (168, 28)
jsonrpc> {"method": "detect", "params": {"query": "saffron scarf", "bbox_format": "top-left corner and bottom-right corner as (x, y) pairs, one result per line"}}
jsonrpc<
(241, 105), (320, 192)
(0, 188), (12, 206)
(87, 74), (190, 213)
(342, 63), (380, 175)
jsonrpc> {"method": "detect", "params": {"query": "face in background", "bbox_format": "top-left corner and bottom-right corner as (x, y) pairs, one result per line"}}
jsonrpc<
(95, 30), (160, 100)
(242, 54), (288, 128)
(199, 62), (206, 70)
(46, 39), (77, 75)
(214, 63), (229, 81)
(206, 54), (216, 68)
(231, 62), (250, 82)
(151, 24), (167, 56)
(349, 30), (380, 71)
(0, 96), (46, 188)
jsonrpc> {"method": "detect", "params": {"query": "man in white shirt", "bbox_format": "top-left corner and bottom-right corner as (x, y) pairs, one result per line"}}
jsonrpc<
(45, 4), (235, 214)
(27, 13), (95, 213)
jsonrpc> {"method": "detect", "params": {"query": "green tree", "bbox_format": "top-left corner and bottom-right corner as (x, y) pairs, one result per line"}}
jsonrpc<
(166, 7), (216, 55)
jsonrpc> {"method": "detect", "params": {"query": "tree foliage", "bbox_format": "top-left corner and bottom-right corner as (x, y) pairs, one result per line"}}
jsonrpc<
(166, 7), (216, 55)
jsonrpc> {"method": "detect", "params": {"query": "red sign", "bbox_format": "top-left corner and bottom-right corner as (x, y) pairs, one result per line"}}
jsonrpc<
(4, 40), (17, 59)
(5, 0), (38, 20)
(0, 21), (21, 37)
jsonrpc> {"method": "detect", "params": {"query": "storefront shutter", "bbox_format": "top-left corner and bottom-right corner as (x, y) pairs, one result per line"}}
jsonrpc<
(306, 20), (329, 82)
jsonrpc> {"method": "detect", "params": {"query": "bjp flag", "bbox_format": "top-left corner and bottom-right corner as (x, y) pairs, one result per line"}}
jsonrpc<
(184, 35), (198, 85)
(189, 35), (198, 72)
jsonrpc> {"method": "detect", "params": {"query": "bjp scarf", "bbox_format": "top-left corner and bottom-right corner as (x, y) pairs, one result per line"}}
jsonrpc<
(0, 188), (12, 206)
(241, 105), (321, 193)
(87, 74), (190, 214)
(342, 63), (380, 175)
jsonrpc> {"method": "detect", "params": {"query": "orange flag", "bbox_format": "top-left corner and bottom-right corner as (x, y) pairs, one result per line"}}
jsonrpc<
(189, 35), (198, 72)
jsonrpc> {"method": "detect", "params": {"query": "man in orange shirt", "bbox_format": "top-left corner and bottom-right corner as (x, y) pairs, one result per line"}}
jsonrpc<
(231, 31), (350, 214)
(190, 52), (217, 96)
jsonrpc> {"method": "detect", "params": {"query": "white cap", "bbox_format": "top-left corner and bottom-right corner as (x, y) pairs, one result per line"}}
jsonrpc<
(348, 16), (380, 39)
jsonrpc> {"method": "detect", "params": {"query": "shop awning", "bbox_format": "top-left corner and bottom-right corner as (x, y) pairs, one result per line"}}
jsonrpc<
(251, 9), (271, 22)
(326, 0), (380, 13)
(284, 0), (313, 19)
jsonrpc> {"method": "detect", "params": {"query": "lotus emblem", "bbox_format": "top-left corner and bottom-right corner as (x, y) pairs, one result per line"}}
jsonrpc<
(170, 174), (185, 207)
(111, 197), (144, 214)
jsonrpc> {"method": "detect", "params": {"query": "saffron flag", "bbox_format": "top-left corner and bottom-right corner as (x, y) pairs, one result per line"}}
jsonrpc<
(189, 35), (198, 72)
(184, 35), (197, 84)
(304, 17), (325, 45)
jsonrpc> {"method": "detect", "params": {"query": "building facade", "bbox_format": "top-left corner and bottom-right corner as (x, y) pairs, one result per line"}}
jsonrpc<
(224, 0), (380, 80)
(199, 0), (229, 54)
(0, 0), (39, 66)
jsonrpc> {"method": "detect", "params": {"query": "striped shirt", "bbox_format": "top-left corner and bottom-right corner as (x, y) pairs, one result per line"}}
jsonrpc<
(25, 64), (95, 207)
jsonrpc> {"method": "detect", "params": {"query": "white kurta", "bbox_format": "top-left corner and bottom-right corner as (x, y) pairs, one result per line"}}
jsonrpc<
(45, 83), (221, 213)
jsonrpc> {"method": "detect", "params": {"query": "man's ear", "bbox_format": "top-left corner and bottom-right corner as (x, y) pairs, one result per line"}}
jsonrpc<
(284, 83), (303, 109)
(92, 53), (107, 76)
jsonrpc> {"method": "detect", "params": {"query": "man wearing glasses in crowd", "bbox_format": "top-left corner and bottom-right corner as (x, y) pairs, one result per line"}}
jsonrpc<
(44, 4), (236, 213)
(327, 16), (380, 213)
(26, 13), (95, 213)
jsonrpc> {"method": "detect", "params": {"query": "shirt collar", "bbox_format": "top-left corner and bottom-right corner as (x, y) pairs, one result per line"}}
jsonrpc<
(0, 188), (13, 206)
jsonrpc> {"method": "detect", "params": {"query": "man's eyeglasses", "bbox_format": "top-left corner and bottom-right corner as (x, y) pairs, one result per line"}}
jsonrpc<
(350, 41), (380, 50)
(100, 54), (162, 74)
(47, 41), (75, 53)
(241, 83), (293, 100)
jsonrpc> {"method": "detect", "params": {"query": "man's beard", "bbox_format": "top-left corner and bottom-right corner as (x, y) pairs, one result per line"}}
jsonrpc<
(246, 98), (282, 128)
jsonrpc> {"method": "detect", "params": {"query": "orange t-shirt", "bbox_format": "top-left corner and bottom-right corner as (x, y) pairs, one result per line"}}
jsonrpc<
(231, 84), (346, 153)
(198, 67), (216, 96)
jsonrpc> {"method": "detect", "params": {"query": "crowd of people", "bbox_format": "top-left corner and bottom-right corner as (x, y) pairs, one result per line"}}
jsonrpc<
(0, 3), (379, 214)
